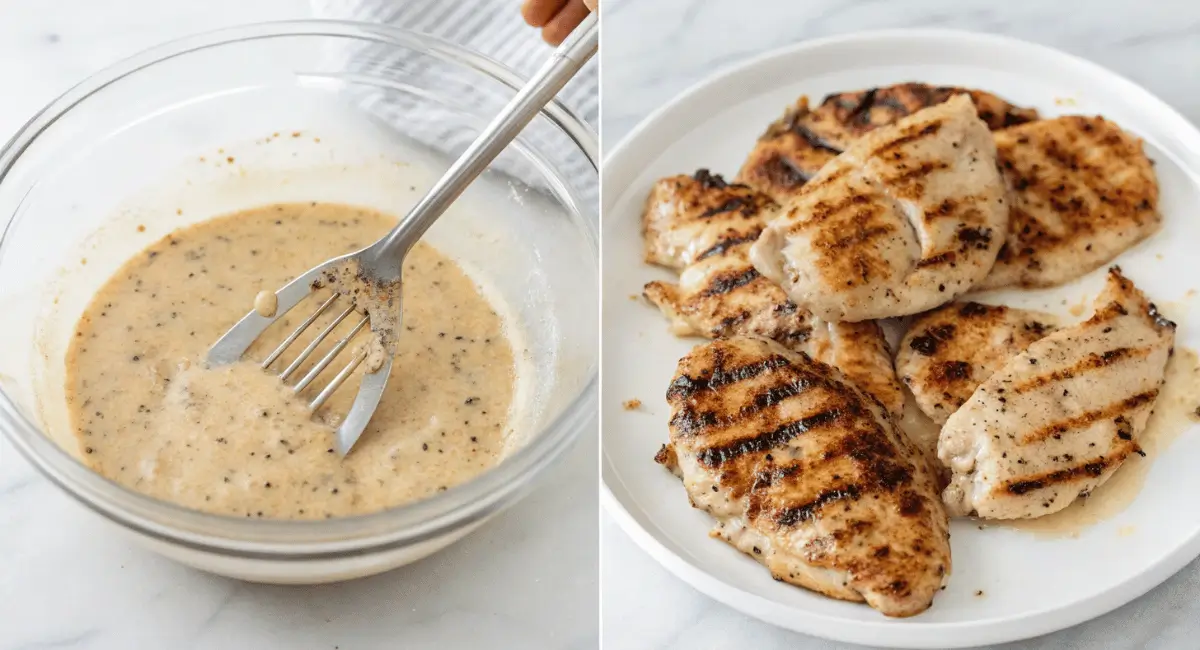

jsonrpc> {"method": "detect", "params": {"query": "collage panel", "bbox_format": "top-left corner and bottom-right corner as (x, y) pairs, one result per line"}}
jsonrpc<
(601, 1), (1200, 649)
(3, 0), (1200, 648)
(0, 1), (597, 649)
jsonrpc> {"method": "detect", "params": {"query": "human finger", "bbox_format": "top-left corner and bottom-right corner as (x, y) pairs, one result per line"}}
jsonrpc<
(521, 0), (568, 28)
(541, 0), (589, 45)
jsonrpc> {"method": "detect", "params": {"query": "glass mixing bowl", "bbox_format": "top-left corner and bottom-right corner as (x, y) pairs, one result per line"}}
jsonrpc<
(0, 21), (597, 583)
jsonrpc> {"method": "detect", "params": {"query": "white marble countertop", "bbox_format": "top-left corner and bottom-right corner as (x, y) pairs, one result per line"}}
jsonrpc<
(0, 2), (597, 649)
(600, 1), (1200, 649)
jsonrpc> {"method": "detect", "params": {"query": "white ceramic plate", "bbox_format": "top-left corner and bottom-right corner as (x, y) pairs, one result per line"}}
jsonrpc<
(601, 29), (1200, 648)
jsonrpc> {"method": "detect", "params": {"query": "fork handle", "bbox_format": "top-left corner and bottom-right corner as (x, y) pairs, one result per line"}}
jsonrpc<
(367, 11), (599, 266)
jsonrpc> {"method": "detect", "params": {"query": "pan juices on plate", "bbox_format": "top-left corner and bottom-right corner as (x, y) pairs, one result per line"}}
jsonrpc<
(635, 77), (1167, 617)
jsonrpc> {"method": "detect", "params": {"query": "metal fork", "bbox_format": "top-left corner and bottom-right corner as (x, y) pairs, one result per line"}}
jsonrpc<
(207, 14), (598, 455)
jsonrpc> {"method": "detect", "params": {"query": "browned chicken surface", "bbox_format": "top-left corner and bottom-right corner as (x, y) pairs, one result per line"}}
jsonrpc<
(807, 319), (904, 417)
(737, 83), (1038, 201)
(641, 170), (904, 415)
(642, 170), (802, 344)
(977, 116), (1161, 289)
(658, 336), (951, 617)
(939, 268), (1175, 519)
(896, 302), (1058, 424)
(643, 169), (780, 270)
(750, 95), (1010, 322)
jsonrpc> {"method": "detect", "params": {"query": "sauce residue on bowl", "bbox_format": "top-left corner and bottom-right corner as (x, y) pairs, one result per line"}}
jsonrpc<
(65, 202), (516, 519)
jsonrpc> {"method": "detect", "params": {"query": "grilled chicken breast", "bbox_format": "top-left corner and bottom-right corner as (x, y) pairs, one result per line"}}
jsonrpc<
(977, 116), (1161, 289)
(642, 170), (801, 343)
(939, 268), (1175, 519)
(897, 302), (1058, 424)
(642, 170), (904, 415)
(750, 95), (1010, 322)
(643, 169), (780, 270)
(806, 319), (904, 417)
(658, 336), (951, 617)
(737, 83), (1038, 201)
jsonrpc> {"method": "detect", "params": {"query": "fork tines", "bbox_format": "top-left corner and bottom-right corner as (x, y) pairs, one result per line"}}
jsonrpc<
(262, 291), (371, 410)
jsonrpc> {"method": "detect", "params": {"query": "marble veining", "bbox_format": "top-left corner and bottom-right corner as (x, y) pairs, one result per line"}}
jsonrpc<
(601, 0), (1200, 648)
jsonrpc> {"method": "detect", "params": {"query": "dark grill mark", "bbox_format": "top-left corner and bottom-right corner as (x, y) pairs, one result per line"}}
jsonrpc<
(1024, 321), (1051, 337)
(666, 354), (791, 401)
(876, 94), (916, 115)
(995, 241), (1013, 262)
(751, 379), (817, 411)
(929, 198), (958, 219)
(1148, 302), (1176, 330)
(820, 225), (894, 252)
(695, 229), (764, 261)
(827, 86), (929, 129)
(801, 193), (874, 227)
(910, 84), (939, 109)
(774, 300), (801, 315)
(885, 579), (910, 595)
(776, 485), (862, 527)
(898, 491), (924, 516)
(1006, 479), (1042, 495)
(915, 251), (957, 268)
(1003, 110), (1036, 128)
(1022, 390), (1159, 443)
(1115, 415), (1133, 441)
(790, 122), (843, 154)
(958, 302), (992, 317)
(1012, 346), (1150, 393)
(758, 154), (815, 189)
(699, 197), (753, 219)
(714, 311), (752, 334)
(957, 227), (992, 248)
(908, 324), (956, 356)
(870, 122), (942, 157)
(932, 360), (971, 382)
(798, 166), (851, 195)
(778, 325), (815, 348)
(696, 408), (845, 467)
(670, 374), (823, 438)
(844, 88), (879, 125)
(826, 428), (914, 491)
(1005, 456), (1114, 495)
(692, 169), (729, 189)
(881, 160), (949, 185)
(699, 267), (761, 297)
(668, 408), (719, 437)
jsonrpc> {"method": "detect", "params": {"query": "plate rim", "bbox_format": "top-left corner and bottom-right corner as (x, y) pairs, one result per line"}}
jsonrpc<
(600, 27), (1200, 648)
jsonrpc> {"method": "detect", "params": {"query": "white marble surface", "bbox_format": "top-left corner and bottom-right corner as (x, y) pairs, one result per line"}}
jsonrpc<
(600, 1), (1200, 648)
(0, 1), (597, 649)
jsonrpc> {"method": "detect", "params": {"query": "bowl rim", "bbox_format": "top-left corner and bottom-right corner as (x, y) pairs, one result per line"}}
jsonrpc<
(0, 19), (598, 558)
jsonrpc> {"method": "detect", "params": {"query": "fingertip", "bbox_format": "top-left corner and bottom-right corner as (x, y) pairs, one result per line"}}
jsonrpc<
(522, 0), (566, 28)
(541, 0), (588, 45)
(541, 26), (566, 46)
(520, 2), (539, 26)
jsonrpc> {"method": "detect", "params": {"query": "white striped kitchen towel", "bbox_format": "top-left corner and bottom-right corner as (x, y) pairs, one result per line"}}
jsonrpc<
(311, 0), (598, 208)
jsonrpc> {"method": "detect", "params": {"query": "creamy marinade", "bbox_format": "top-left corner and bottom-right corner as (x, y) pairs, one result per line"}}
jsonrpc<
(65, 202), (515, 519)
